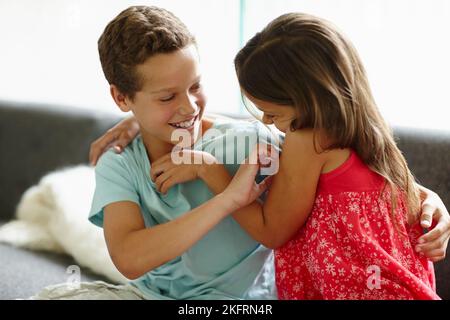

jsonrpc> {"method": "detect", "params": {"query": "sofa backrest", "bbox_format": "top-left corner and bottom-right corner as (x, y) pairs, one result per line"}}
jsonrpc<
(0, 100), (121, 221)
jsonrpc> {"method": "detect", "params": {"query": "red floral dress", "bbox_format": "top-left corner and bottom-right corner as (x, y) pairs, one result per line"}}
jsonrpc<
(275, 150), (440, 300)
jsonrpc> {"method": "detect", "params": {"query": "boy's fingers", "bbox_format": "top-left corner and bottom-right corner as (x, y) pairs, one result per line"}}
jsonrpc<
(416, 238), (443, 253)
(422, 248), (447, 261)
(418, 223), (448, 244)
(429, 255), (446, 263)
(257, 176), (274, 196)
(420, 203), (435, 228)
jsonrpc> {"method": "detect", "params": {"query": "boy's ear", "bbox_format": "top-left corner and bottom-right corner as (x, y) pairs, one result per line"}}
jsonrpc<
(110, 85), (131, 112)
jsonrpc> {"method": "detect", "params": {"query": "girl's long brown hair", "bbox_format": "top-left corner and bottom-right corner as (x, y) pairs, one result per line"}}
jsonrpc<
(235, 13), (420, 224)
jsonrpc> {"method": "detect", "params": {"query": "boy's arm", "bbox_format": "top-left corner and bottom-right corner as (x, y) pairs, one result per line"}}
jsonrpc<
(103, 194), (236, 280)
(198, 164), (278, 247)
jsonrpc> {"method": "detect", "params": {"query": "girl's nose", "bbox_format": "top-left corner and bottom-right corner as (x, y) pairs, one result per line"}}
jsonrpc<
(262, 114), (273, 125)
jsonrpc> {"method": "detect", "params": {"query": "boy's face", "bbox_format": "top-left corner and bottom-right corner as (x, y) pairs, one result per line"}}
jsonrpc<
(120, 45), (206, 148)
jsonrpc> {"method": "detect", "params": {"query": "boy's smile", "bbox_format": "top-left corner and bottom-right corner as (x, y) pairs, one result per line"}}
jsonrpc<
(168, 113), (200, 130)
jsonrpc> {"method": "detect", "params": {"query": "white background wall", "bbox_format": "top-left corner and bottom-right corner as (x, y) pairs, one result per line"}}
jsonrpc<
(0, 0), (241, 116)
(1, 0), (449, 130)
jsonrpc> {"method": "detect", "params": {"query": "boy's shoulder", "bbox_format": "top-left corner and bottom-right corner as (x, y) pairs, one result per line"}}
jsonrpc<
(202, 118), (281, 149)
(96, 136), (146, 174)
(204, 118), (275, 141)
(211, 117), (265, 132)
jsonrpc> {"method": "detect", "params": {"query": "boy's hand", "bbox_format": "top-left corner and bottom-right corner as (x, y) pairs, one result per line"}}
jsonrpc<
(150, 150), (218, 194)
(89, 115), (140, 166)
(415, 188), (450, 262)
(222, 144), (275, 210)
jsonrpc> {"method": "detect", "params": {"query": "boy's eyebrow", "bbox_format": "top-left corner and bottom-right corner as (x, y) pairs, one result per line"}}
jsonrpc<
(150, 87), (177, 94)
(150, 76), (202, 94)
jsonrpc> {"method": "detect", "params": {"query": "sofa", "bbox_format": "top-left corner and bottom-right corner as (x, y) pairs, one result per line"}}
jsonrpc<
(0, 99), (449, 300)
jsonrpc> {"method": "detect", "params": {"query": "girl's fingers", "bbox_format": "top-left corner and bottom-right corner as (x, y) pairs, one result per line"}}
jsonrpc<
(89, 130), (118, 165)
(151, 162), (173, 182)
(152, 153), (173, 167)
(160, 175), (179, 194)
(154, 167), (176, 192)
(113, 135), (133, 153)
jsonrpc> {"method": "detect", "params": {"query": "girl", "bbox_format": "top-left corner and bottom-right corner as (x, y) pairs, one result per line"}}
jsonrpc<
(221, 12), (441, 299)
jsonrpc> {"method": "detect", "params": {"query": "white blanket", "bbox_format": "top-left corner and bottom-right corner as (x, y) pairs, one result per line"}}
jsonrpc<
(0, 165), (127, 284)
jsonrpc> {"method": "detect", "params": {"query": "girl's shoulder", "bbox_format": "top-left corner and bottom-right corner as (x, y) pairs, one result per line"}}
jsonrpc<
(321, 148), (352, 174)
(284, 129), (351, 174)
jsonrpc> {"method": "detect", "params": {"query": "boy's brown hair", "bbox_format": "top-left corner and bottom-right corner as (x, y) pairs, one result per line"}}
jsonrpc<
(98, 6), (196, 100)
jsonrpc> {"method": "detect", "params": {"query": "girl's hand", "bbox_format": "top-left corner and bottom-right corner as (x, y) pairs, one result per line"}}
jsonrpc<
(415, 188), (450, 262)
(222, 145), (275, 211)
(150, 150), (218, 194)
(89, 115), (140, 166)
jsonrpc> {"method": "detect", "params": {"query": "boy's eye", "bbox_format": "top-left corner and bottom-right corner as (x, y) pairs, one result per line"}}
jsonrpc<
(160, 94), (175, 102)
(190, 82), (201, 92)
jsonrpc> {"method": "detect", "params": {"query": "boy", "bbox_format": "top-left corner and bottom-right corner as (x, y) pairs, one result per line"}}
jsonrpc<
(33, 5), (276, 300)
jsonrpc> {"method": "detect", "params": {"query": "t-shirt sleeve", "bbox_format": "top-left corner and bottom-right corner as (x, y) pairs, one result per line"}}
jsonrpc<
(217, 120), (281, 176)
(207, 120), (282, 201)
(88, 149), (140, 228)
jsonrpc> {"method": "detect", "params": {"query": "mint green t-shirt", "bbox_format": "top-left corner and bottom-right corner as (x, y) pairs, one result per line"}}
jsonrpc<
(89, 119), (277, 300)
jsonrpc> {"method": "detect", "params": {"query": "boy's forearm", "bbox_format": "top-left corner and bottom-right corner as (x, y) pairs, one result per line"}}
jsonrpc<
(117, 194), (235, 279)
(197, 163), (233, 194)
(198, 163), (279, 248)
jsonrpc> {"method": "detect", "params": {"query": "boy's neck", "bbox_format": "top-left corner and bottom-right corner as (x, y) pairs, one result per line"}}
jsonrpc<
(142, 135), (173, 164)
(142, 118), (214, 164)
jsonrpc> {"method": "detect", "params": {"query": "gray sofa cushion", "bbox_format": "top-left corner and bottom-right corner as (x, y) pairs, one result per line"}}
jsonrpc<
(0, 242), (107, 299)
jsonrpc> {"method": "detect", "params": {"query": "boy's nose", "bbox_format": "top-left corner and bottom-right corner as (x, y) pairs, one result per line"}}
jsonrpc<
(179, 95), (199, 115)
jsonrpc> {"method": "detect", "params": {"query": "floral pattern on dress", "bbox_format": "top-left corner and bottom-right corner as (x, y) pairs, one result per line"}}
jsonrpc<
(275, 189), (439, 300)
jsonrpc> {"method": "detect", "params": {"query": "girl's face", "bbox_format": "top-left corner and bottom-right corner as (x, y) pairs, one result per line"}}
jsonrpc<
(244, 93), (297, 133)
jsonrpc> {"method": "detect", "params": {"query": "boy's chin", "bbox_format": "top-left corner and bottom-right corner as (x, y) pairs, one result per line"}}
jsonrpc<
(168, 122), (202, 148)
(169, 128), (200, 149)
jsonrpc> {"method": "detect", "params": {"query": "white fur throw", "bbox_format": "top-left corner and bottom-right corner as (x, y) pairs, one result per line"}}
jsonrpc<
(0, 165), (127, 284)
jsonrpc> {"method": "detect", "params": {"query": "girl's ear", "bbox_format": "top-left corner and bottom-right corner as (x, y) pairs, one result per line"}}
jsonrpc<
(110, 85), (132, 112)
